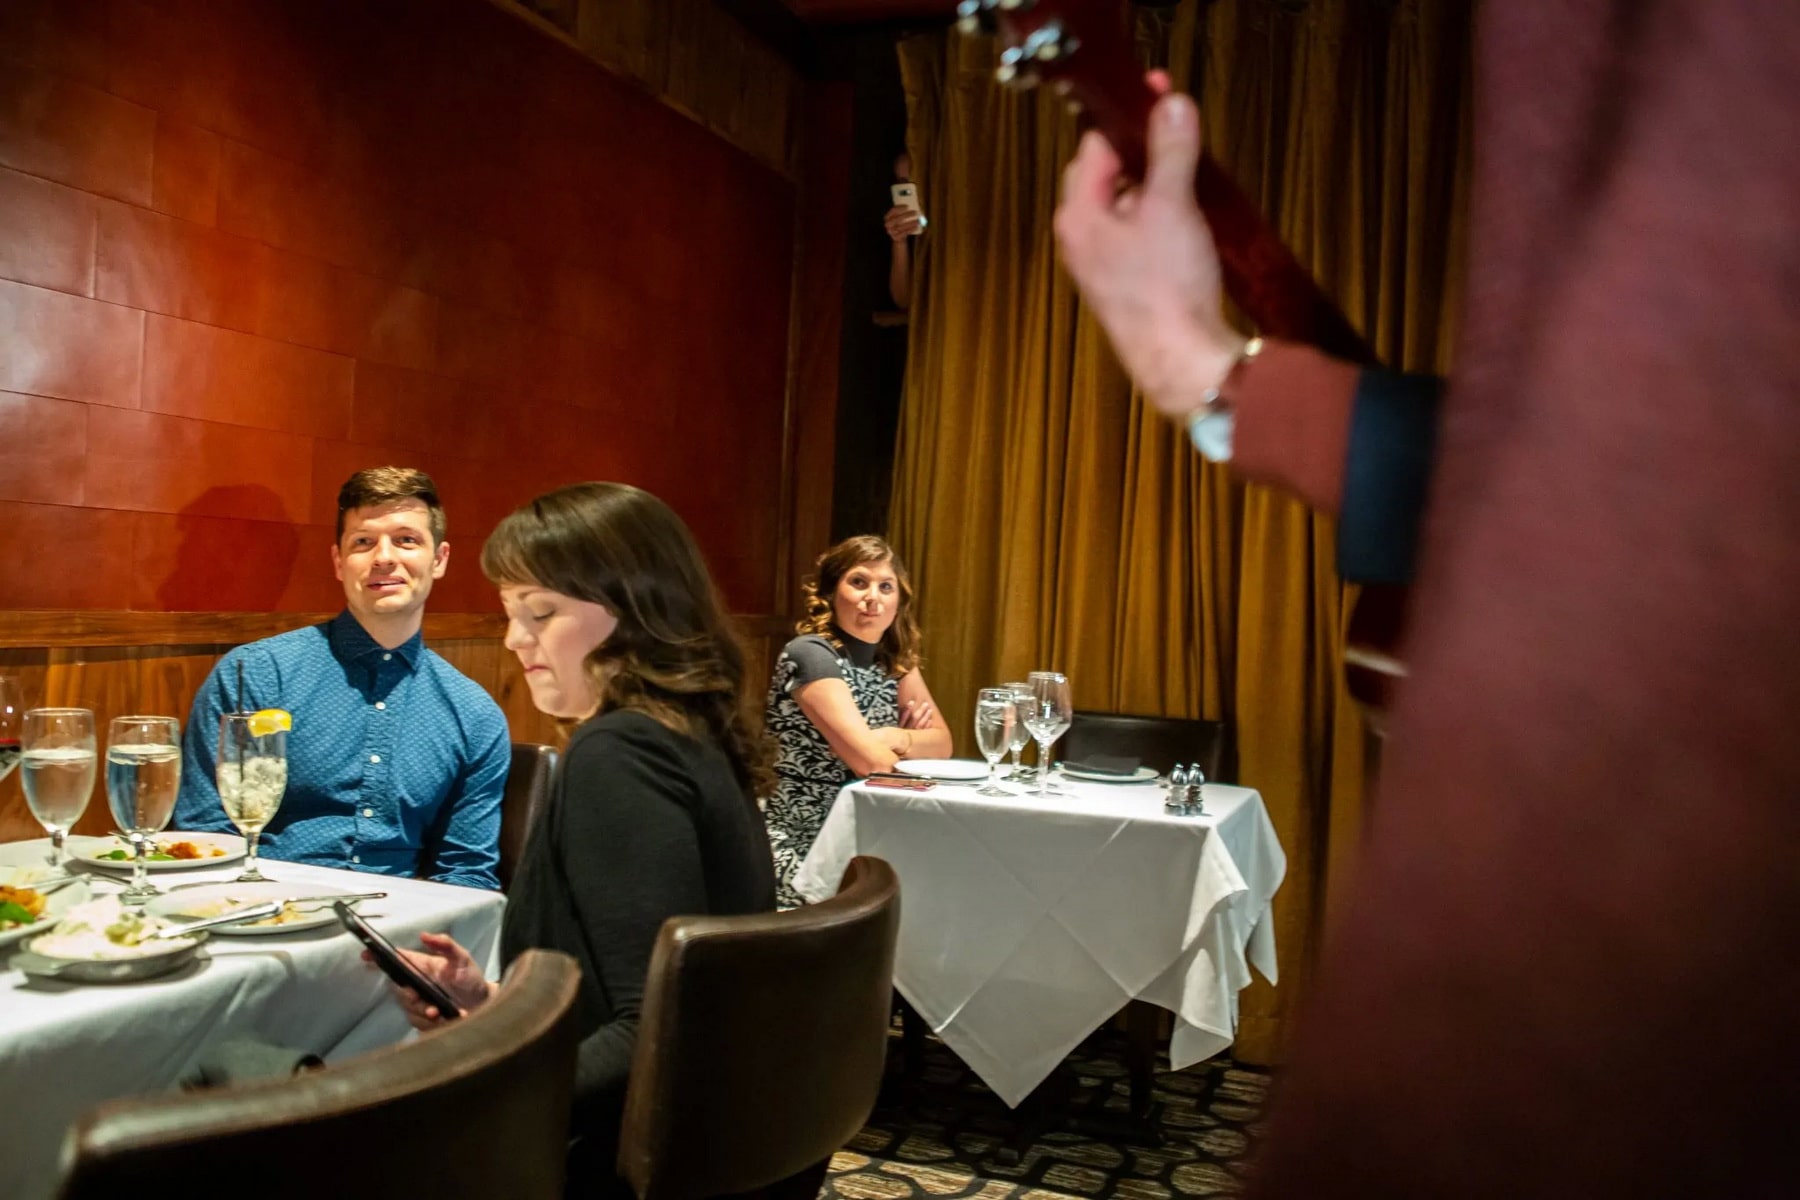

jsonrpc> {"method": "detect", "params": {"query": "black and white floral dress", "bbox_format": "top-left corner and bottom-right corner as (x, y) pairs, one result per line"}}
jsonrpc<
(763, 630), (898, 908)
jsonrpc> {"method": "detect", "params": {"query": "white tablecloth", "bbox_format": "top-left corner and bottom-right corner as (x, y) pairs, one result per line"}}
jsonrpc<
(793, 776), (1285, 1107)
(0, 839), (507, 1200)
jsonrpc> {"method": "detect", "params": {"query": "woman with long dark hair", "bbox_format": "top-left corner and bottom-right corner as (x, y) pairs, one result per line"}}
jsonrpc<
(376, 482), (775, 1196)
(763, 535), (950, 907)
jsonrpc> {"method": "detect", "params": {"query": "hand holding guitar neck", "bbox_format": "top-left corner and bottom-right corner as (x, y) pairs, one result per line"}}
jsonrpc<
(1055, 73), (1245, 422)
(961, 0), (1373, 362)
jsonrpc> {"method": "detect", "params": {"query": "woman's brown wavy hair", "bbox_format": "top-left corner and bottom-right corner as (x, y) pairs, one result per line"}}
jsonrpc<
(796, 535), (922, 677)
(481, 482), (773, 800)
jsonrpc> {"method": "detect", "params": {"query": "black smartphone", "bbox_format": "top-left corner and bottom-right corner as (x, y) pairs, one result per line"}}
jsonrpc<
(334, 901), (463, 1020)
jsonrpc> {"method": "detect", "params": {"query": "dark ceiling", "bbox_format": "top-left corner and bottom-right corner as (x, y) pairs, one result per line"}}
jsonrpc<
(781, 0), (955, 21)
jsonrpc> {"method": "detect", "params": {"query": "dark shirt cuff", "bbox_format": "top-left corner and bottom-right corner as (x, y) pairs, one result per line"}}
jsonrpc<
(1336, 369), (1444, 584)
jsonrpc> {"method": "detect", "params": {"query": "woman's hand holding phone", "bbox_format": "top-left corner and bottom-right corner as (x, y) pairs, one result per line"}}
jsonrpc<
(364, 929), (496, 1029)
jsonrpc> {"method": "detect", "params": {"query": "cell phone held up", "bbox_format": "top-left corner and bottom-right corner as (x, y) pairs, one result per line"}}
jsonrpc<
(334, 901), (464, 1020)
(890, 182), (928, 230)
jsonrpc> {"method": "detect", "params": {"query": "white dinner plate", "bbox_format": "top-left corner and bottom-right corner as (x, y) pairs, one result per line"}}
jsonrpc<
(70, 832), (248, 872)
(14, 940), (207, 983)
(0, 871), (94, 951)
(146, 882), (365, 935)
(1061, 765), (1161, 784)
(892, 759), (992, 782)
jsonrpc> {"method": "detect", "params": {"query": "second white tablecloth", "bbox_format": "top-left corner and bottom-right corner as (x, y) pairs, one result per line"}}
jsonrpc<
(793, 778), (1285, 1107)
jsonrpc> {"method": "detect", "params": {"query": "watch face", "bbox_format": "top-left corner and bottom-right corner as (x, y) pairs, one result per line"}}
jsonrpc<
(1189, 410), (1236, 463)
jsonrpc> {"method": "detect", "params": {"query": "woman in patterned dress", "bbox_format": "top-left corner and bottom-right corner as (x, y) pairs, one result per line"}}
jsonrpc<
(764, 536), (952, 906)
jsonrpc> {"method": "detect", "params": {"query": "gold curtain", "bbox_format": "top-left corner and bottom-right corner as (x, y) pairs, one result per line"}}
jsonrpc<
(888, 0), (1471, 1061)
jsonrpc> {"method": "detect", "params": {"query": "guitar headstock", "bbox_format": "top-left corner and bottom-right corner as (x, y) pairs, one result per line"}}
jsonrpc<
(951, 1), (1379, 365)
(955, 0), (1087, 88)
(954, 0), (1153, 180)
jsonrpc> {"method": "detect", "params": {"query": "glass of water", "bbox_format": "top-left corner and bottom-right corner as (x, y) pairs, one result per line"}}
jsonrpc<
(973, 688), (1018, 796)
(21, 707), (97, 868)
(1024, 672), (1073, 799)
(218, 712), (288, 882)
(107, 716), (182, 904)
(1003, 680), (1035, 780)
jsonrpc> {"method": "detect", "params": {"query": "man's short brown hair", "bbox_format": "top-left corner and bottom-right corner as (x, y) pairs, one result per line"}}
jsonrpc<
(335, 467), (447, 545)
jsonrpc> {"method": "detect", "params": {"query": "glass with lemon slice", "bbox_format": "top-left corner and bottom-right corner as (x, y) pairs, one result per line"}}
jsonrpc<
(217, 708), (290, 882)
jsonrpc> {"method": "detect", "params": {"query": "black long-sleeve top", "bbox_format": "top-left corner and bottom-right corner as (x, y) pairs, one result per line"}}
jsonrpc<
(499, 708), (775, 1137)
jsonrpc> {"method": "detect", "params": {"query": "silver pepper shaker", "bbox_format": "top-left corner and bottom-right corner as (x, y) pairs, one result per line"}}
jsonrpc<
(1185, 763), (1206, 814)
(1166, 764), (1189, 812)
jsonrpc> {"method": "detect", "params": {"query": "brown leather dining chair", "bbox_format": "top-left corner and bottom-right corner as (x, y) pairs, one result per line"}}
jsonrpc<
(1062, 710), (1231, 782)
(501, 741), (560, 891)
(56, 949), (583, 1200)
(617, 856), (901, 1200)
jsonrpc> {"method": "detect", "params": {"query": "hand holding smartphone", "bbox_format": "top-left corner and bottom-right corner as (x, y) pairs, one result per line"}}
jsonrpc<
(890, 182), (928, 230)
(335, 901), (464, 1020)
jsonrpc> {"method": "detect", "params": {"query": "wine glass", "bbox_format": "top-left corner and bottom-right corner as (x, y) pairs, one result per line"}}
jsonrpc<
(21, 708), (97, 868)
(973, 688), (1018, 796)
(107, 716), (182, 904)
(1003, 680), (1035, 781)
(218, 712), (288, 882)
(0, 676), (21, 789)
(1024, 672), (1073, 799)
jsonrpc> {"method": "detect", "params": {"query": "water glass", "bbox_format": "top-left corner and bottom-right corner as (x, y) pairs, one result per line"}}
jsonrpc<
(1024, 671), (1073, 799)
(107, 716), (183, 904)
(218, 713), (288, 882)
(973, 688), (1018, 796)
(1002, 681), (1035, 780)
(21, 708), (97, 867)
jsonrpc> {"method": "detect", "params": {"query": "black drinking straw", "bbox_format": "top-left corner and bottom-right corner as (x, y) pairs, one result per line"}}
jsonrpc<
(237, 658), (246, 713)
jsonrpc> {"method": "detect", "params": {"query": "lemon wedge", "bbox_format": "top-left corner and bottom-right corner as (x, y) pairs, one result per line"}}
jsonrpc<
(247, 708), (292, 738)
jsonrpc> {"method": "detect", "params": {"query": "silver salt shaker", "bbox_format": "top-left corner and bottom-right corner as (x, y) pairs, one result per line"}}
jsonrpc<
(1166, 764), (1189, 813)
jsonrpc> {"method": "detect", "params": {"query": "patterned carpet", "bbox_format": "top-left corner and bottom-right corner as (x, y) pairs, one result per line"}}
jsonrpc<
(823, 1031), (1273, 1200)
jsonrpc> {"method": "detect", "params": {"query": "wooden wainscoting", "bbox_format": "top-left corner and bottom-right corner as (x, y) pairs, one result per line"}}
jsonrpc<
(0, 611), (791, 844)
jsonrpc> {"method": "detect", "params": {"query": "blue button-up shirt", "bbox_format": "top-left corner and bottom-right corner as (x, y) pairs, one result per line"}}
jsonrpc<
(175, 611), (509, 890)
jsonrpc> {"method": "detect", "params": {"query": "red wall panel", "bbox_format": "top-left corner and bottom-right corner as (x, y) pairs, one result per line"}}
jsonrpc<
(1, 0), (795, 616)
(0, 167), (98, 295)
(0, 391), (88, 506)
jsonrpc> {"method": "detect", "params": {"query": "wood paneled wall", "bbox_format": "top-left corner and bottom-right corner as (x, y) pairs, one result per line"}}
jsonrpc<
(0, 612), (790, 842)
(0, 0), (796, 619)
(506, 0), (802, 179)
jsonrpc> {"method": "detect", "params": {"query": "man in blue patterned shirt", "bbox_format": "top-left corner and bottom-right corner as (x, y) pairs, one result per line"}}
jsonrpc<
(175, 467), (510, 890)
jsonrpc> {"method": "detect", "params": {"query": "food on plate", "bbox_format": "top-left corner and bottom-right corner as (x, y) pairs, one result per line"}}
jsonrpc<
(177, 897), (309, 928)
(30, 896), (197, 959)
(0, 884), (47, 931)
(94, 837), (230, 862)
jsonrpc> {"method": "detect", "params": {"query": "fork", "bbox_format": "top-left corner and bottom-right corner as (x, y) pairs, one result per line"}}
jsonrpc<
(152, 892), (387, 937)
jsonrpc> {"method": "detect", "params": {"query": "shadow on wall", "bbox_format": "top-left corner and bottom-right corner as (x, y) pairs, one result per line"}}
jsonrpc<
(156, 486), (304, 612)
